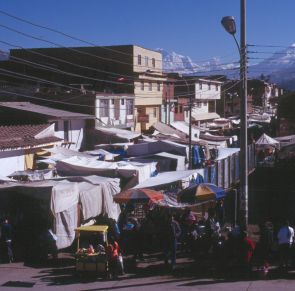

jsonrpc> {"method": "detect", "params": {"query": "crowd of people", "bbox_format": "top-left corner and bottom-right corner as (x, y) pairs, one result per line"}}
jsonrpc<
(2, 209), (295, 278)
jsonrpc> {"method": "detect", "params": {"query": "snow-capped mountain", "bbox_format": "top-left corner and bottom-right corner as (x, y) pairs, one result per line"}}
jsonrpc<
(156, 48), (238, 76)
(158, 46), (295, 90)
(249, 44), (295, 90)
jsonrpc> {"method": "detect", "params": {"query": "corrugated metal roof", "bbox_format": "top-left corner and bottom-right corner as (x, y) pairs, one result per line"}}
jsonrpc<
(0, 102), (94, 120)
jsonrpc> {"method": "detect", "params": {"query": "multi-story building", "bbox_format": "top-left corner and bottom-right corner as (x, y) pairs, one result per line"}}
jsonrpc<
(95, 93), (134, 129)
(219, 79), (283, 118)
(0, 45), (166, 132)
(174, 76), (222, 126)
(219, 79), (253, 117)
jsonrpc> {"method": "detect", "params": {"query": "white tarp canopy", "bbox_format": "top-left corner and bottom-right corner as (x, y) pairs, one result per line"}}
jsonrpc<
(85, 149), (119, 161)
(126, 140), (188, 158)
(216, 148), (240, 161)
(256, 133), (279, 147)
(171, 121), (200, 140)
(155, 152), (186, 171)
(133, 169), (204, 189)
(96, 127), (141, 141)
(45, 147), (93, 159)
(0, 176), (121, 249)
(56, 156), (154, 188)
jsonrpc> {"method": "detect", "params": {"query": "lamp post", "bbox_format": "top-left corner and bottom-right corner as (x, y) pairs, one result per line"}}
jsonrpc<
(221, 0), (248, 227)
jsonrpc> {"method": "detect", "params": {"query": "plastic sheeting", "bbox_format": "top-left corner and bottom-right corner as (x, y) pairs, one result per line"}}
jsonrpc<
(0, 176), (121, 250)
(133, 169), (204, 189)
(126, 140), (188, 158)
(56, 156), (153, 188)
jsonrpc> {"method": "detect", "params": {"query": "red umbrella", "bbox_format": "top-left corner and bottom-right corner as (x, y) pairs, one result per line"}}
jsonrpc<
(113, 188), (164, 204)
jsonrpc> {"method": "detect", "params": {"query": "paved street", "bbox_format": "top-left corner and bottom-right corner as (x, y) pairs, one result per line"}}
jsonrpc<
(1, 253), (295, 291)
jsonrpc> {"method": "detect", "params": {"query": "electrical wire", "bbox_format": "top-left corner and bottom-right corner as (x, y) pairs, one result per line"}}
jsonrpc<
(0, 24), (240, 80)
(0, 49), (242, 94)
(0, 39), (240, 85)
(0, 9), (240, 66)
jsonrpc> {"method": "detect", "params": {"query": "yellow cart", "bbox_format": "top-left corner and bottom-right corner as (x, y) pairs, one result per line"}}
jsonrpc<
(75, 225), (109, 275)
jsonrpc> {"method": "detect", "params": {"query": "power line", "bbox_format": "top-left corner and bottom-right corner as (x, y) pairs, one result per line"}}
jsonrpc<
(248, 44), (295, 49)
(0, 65), (240, 99)
(0, 39), (239, 86)
(0, 49), (242, 94)
(0, 8), (240, 66)
(0, 24), (240, 79)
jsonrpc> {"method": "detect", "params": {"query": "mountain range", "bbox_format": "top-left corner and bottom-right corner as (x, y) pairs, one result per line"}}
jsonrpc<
(158, 45), (295, 90)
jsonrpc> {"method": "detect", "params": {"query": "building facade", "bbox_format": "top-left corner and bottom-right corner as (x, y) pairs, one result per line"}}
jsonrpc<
(1, 45), (166, 133)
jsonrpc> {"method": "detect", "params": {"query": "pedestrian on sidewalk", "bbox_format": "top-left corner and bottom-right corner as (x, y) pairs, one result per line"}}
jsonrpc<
(163, 214), (181, 270)
(277, 220), (294, 270)
(0, 218), (13, 263)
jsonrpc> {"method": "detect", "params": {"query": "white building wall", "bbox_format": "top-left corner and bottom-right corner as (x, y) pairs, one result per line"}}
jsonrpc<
(195, 81), (221, 100)
(0, 150), (25, 177)
(55, 119), (85, 150)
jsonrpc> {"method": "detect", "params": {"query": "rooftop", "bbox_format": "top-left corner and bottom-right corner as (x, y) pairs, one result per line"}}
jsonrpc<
(0, 124), (61, 150)
(0, 102), (94, 121)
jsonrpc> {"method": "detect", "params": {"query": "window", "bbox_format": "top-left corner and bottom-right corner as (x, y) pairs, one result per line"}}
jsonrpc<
(215, 84), (219, 91)
(179, 105), (183, 113)
(141, 81), (144, 90)
(64, 120), (69, 142)
(126, 99), (134, 115)
(149, 82), (152, 91)
(208, 83), (211, 90)
(145, 56), (149, 66)
(152, 58), (156, 68)
(157, 82), (160, 91)
(203, 101), (207, 106)
(196, 102), (202, 108)
(111, 99), (115, 105)
(99, 99), (109, 117)
(121, 99), (125, 106)
(199, 82), (202, 90)
(138, 54), (142, 65)
(153, 107), (157, 117)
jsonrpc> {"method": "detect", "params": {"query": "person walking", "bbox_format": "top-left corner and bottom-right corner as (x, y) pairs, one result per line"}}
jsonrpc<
(163, 214), (181, 270)
(0, 218), (13, 263)
(106, 237), (122, 279)
(277, 220), (294, 270)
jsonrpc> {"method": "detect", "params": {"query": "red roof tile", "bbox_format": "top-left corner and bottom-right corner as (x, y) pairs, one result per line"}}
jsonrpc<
(0, 124), (61, 150)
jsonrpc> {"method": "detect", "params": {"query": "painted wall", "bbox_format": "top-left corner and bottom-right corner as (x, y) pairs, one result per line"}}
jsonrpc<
(95, 97), (134, 128)
(0, 150), (25, 177)
(133, 46), (162, 73)
(55, 119), (85, 150)
(195, 81), (221, 100)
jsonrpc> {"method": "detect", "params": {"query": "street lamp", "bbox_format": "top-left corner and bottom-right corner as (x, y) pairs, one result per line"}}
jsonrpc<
(221, 0), (248, 227)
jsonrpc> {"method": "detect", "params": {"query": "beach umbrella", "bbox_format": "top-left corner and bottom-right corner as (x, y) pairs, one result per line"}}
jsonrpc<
(178, 183), (225, 203)
(113, 188), (164, 203)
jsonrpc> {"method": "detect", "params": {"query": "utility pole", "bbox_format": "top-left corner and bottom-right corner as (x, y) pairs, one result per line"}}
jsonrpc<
(240, 0), (248, 227)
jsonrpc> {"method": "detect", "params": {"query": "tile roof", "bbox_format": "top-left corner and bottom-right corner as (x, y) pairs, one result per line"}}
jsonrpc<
(0, 102), (94, 120)
(0, 124), (61, 150)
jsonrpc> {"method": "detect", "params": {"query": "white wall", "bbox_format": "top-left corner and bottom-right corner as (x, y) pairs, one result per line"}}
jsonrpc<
(0, 150), (25, 177)
(195, 81), (221, 100)
(96, 97), (134, 127)
(55, 119), (85, 150)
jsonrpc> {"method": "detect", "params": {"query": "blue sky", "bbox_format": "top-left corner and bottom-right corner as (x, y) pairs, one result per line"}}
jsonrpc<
(1, 0), (295, 65)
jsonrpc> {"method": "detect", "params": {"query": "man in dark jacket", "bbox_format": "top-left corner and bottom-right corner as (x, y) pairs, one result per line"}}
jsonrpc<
(163, 214), (181, 270)
(0, 218), (13, 263)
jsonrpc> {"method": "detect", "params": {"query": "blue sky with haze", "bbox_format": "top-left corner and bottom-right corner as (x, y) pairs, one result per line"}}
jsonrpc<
(1, 0), (294, 65)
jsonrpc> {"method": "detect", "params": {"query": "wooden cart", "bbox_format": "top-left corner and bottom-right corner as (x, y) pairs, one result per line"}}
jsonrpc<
(75, 225), (109, 275)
